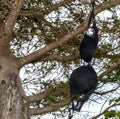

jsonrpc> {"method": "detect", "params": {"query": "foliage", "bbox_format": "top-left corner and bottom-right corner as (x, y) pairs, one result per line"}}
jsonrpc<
(5, 0), (120, 118)
(104, 110), (120, 119)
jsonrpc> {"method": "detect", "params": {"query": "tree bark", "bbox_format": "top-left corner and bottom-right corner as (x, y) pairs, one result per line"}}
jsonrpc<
(0, 0), (26, 118)
(0, 53), (28, 119)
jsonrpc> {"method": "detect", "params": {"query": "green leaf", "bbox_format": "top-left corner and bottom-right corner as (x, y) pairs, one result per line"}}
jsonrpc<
(109, 97), (120, 105)
(104, 110), (116, 119)
(48, 95), (58, 101)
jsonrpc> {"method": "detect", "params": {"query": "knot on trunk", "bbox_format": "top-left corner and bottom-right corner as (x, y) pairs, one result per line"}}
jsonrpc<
(7, 72), (17, 88)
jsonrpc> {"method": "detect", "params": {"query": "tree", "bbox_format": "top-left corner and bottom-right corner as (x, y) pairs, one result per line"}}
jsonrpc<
(0, 0), (120, 119)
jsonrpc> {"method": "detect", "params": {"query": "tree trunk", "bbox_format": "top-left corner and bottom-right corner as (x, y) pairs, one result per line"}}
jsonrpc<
(0, 48), (28, 119)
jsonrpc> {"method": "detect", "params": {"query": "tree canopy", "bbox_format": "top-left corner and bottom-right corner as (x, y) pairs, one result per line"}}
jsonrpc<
(0, 0), (120, 119)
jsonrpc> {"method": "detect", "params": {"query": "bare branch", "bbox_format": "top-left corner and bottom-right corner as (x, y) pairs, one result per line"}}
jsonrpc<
(95, 86), (119, 95)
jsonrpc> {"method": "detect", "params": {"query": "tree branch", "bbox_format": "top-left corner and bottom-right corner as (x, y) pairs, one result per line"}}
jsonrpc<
(18, 0), (120, 68)
(3, 0), (24, 41)
(21, 0), (73, 17)
(42, 54), (79, 62)
(98, 60), (120, 79)
(95, 86), (119, 95)
(40, 54), (120, 62)
(91, 103), (120, 119)
(27, 90), (49, 103)
(28, 97), (70, 116)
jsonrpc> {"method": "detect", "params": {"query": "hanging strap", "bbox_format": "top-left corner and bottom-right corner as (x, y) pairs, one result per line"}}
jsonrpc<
(87, 1), (95, 29)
